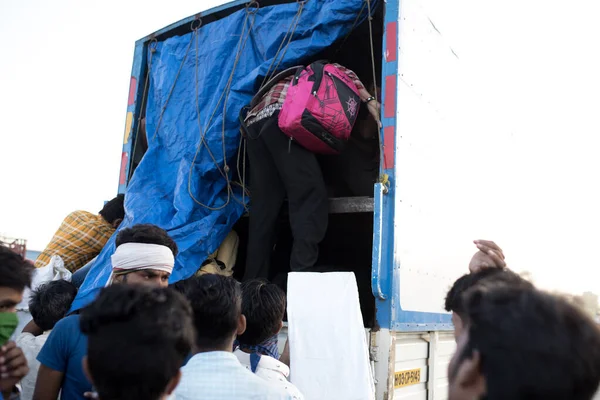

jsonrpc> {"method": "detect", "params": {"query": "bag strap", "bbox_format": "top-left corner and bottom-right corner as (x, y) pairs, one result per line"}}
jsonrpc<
(308, 61), (327, 94)
(250, 66), (303, 109)
(238, 105), (251, 137)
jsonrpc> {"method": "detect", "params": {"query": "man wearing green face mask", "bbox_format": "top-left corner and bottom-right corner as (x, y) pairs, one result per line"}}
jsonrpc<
(0, 246), (34, 400)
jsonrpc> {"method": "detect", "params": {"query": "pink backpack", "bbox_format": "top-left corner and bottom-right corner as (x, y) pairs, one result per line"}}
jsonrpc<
(277, 62), (361, 154)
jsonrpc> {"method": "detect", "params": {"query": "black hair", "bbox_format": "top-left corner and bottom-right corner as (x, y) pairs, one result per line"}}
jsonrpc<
(29, 280), (77, 331)
(115, 224), (178, 257)
(0, 246), (34, 292)
(99, 194), (125, 225)
(80, 285), (194, 400)
(459, 284), (600, 400)
(238, 279), (285, 346)
(170, 276), (196, 298)
(445, 268), (531, 316)
(183, 274), (241, 349)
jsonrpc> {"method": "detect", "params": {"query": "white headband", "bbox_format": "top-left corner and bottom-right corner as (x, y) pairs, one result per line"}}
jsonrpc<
(107, 242), (175, 285)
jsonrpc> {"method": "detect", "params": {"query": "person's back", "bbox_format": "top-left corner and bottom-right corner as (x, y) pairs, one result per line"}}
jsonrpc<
(234, 279), (303, 399)
(175, 275), (292, 400)
(448, 282), (600, 400)
(17, 280), (77, 400)
(234, 350), (302, 399)
(179, 352), (292, 400)
(34, 314), (89, 399)
(35, 194), (125, 272)
(80, 285), (194, 400)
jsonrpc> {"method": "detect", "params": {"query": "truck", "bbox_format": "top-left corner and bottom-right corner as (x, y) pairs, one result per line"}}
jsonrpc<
(0, 236), (27, 259)
(72, 0), (588, 399)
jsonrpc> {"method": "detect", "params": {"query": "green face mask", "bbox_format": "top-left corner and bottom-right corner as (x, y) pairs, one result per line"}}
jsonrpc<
(0, 312), (18, 346)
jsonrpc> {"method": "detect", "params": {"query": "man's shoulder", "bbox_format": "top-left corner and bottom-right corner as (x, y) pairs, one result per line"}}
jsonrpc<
(56, 314), (80, 328)
(257, 355), (290, 376)
(178, 353), (293, 399)
(233, 350), (290, 378)
(240, 367), (294, 398)
(66, 210), (96, 221)
(15, 332), (35, 346)
(48, 315), (81, 339)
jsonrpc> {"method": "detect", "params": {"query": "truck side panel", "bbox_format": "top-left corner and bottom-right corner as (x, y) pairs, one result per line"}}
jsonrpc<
(390, 0), (466, 329)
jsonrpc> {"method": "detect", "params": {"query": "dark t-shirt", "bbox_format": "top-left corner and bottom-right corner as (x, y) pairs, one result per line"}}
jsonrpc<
(37, 315), (92, 399)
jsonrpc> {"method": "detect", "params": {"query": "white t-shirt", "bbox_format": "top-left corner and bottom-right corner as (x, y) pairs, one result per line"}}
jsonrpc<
(234, 349), (304, 400)
(16, 331), (51, 400)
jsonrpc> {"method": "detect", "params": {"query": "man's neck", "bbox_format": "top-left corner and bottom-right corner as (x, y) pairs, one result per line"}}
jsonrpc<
(194, 338), (235, 354)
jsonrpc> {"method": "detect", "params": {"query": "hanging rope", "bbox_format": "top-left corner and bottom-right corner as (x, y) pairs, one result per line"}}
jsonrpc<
(258, 1), (306, 89)
(187, 5), (257, 211)
(334, 1), (368, 58)
(364, 0), (389, 191)
(151, 31), (196, 141)
(237, 1), (306, 210)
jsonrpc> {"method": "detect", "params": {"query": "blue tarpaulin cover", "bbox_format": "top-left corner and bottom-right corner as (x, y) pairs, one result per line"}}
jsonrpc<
(71, 0), (375, 311)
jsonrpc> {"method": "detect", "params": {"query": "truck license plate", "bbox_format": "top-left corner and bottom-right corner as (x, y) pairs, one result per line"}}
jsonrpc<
(394, 368), (421, 388)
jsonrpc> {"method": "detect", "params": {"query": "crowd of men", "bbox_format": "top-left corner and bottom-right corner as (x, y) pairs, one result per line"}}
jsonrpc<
(1, 222), (600, 399)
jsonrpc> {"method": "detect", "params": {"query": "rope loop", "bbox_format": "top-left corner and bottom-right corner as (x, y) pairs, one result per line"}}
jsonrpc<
(246, 1), (260, 14)
(149, 38), (158, 53)
(191, 18), (203, 31)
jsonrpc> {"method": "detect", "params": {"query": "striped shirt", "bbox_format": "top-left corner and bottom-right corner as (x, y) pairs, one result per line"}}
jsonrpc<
(245, 63), (365, 126)
(35, 211), (115, 272)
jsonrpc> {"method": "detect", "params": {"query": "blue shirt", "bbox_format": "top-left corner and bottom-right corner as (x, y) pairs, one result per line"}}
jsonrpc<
(37, 315), (92, 399)
(175, 351), (293, 400)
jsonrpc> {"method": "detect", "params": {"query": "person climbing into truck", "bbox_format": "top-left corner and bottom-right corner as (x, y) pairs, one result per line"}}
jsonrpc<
(35, 194), (125, 273)
(241, 62), (381, 282)
(319, 83), (382, 198)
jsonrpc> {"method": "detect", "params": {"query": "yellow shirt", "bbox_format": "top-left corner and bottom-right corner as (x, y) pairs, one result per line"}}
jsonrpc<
(35, 211), (115, 272)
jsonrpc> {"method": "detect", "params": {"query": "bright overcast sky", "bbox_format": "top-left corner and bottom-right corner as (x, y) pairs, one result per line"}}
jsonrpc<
(1, 0), (599, 296)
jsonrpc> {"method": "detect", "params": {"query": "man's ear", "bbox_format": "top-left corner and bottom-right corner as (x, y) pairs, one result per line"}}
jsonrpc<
(165, 370), (182, 395)
(277, 320), (284, 334)
(82, 356), (95, 386)
(237, 314), (247, 336)
(456, 350), (486, 396)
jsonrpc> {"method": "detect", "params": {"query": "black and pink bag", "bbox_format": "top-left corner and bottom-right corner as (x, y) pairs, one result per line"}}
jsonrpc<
(277, 61), (361, 154)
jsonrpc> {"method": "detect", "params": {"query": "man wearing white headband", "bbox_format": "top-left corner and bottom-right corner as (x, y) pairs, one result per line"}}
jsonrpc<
(33, 224), (177, 400)
(108, 230), (176, 287)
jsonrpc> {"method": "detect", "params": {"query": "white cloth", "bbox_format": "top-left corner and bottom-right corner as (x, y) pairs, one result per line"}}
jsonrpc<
(16, 331), (51, 400)
(287, 272), (375, 400)
(175, 351), (293, 400)
(107, 243), (174, 285)
(17, 256), (72, 312)
(12, 256), (71, 341)
(234, 349), (304, 399)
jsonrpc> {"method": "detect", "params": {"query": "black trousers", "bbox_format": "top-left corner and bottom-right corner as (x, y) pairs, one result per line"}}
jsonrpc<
(244, 114), (328, 281)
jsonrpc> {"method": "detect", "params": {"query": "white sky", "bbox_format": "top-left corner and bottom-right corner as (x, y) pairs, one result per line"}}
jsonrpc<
(1, 0), (599, 295)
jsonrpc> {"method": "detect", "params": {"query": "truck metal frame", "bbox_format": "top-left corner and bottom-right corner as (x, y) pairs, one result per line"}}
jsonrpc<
(118, 1), (463, 398)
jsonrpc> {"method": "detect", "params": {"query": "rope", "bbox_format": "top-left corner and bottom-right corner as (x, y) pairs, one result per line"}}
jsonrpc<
(334, 0), (368, 57)
(238, 1), (306, 210)
(188, 7), (257, 211)
(364, 0), (388, 188)
(264, 2), (305, 85)
(258, 1), (305, 89)
(151, 31), (196, 141)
